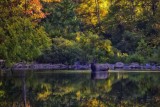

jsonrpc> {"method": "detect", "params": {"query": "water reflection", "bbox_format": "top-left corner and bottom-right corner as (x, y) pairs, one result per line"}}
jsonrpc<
(0, 71), (160, 107)
(91, 71), (109, 80)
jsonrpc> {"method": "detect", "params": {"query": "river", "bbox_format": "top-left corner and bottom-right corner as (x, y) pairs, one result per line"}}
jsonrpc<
(0, 70), (160, 107)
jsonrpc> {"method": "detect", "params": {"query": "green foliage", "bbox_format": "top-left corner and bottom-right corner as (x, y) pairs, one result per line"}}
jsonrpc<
(108, 49), (128, 63)
(116, 31), (141, 53)
(148, 47), (160, 64)
(76, 32), (113, 63)
(0, 82), (5, 98)
(42, 0), (80, 39)
(0, 17), (51, 65)
(37, 37), (82, 64)
(76, 0), (110, 26)
(125, 54), (145, 64)
(103, 0), (160, 54)
(1, 0), (160, 64)
(33, 0), (160, 64)
(37, 32), (113, 64)
(0, 0), (51, 65)
(136, 39), (152, 57)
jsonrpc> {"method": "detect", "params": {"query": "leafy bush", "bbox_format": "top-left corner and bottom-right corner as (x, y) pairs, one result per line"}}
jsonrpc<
(136, 39), (152, 57)
(125, 54), (145, 64)
(75, 32), (114, 63)
(148, 47), (160, 64)
(106, 48), (128, 63)
(37, 37), (82, 64)
(37, 32), (114, 64)
(0, 17), (51, 66)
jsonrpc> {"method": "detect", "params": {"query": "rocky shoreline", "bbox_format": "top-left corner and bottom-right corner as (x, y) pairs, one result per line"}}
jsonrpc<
(10, 62), (160, 71)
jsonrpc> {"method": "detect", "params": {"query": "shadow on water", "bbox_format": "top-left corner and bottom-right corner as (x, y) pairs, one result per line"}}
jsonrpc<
(1, 70), (160, 107)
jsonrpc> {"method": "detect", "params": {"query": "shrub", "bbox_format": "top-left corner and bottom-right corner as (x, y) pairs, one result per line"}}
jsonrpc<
(148, 47), (160, 64)
(37, 32), (114, 64)
(125, 54), (145, 64)
(37, 37), (82, 64)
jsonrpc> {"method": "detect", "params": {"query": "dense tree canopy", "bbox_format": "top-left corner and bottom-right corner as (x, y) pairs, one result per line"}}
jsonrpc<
(0, 0), (160, 65)
(0, 0), (51, 65)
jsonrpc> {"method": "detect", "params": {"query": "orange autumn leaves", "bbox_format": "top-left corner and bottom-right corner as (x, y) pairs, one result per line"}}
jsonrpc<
(27, 0), (110, 25)
(26, 0), (61, 20)
(26, 0), (45, 19)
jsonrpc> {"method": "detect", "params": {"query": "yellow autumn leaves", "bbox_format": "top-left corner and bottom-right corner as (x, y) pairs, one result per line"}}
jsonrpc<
(43, 0), (110, 26)
(76, 0), (110, 26)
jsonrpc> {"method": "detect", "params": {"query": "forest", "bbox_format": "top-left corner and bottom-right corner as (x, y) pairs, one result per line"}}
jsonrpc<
(0, 0), (160, 66)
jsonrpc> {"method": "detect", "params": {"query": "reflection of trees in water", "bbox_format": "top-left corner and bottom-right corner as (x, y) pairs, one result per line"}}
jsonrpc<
(106, 73), (160, 107)
(0, 71), (29, 107)
(1, 72), (160, 106)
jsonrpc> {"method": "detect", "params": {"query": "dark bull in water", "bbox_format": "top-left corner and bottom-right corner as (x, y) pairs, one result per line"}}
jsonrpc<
(91, 63), (109, 79)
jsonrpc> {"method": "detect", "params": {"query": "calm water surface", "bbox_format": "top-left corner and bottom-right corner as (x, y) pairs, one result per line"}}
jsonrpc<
(0, 70), (160, 107)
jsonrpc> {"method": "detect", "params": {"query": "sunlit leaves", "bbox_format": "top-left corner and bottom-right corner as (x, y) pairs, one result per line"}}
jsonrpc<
(27, 0), (46, 20)
(0, 0), (45, 20)
(76, 32), (113, 62)
(0, 17), (51, 65)
(0, 0), (51, 65)
(76, 0), (110, 26)
(37, 31), (114, 64)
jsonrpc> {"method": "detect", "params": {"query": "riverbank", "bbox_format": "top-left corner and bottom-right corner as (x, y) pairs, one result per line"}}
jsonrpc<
(8, 62), (160, 71)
